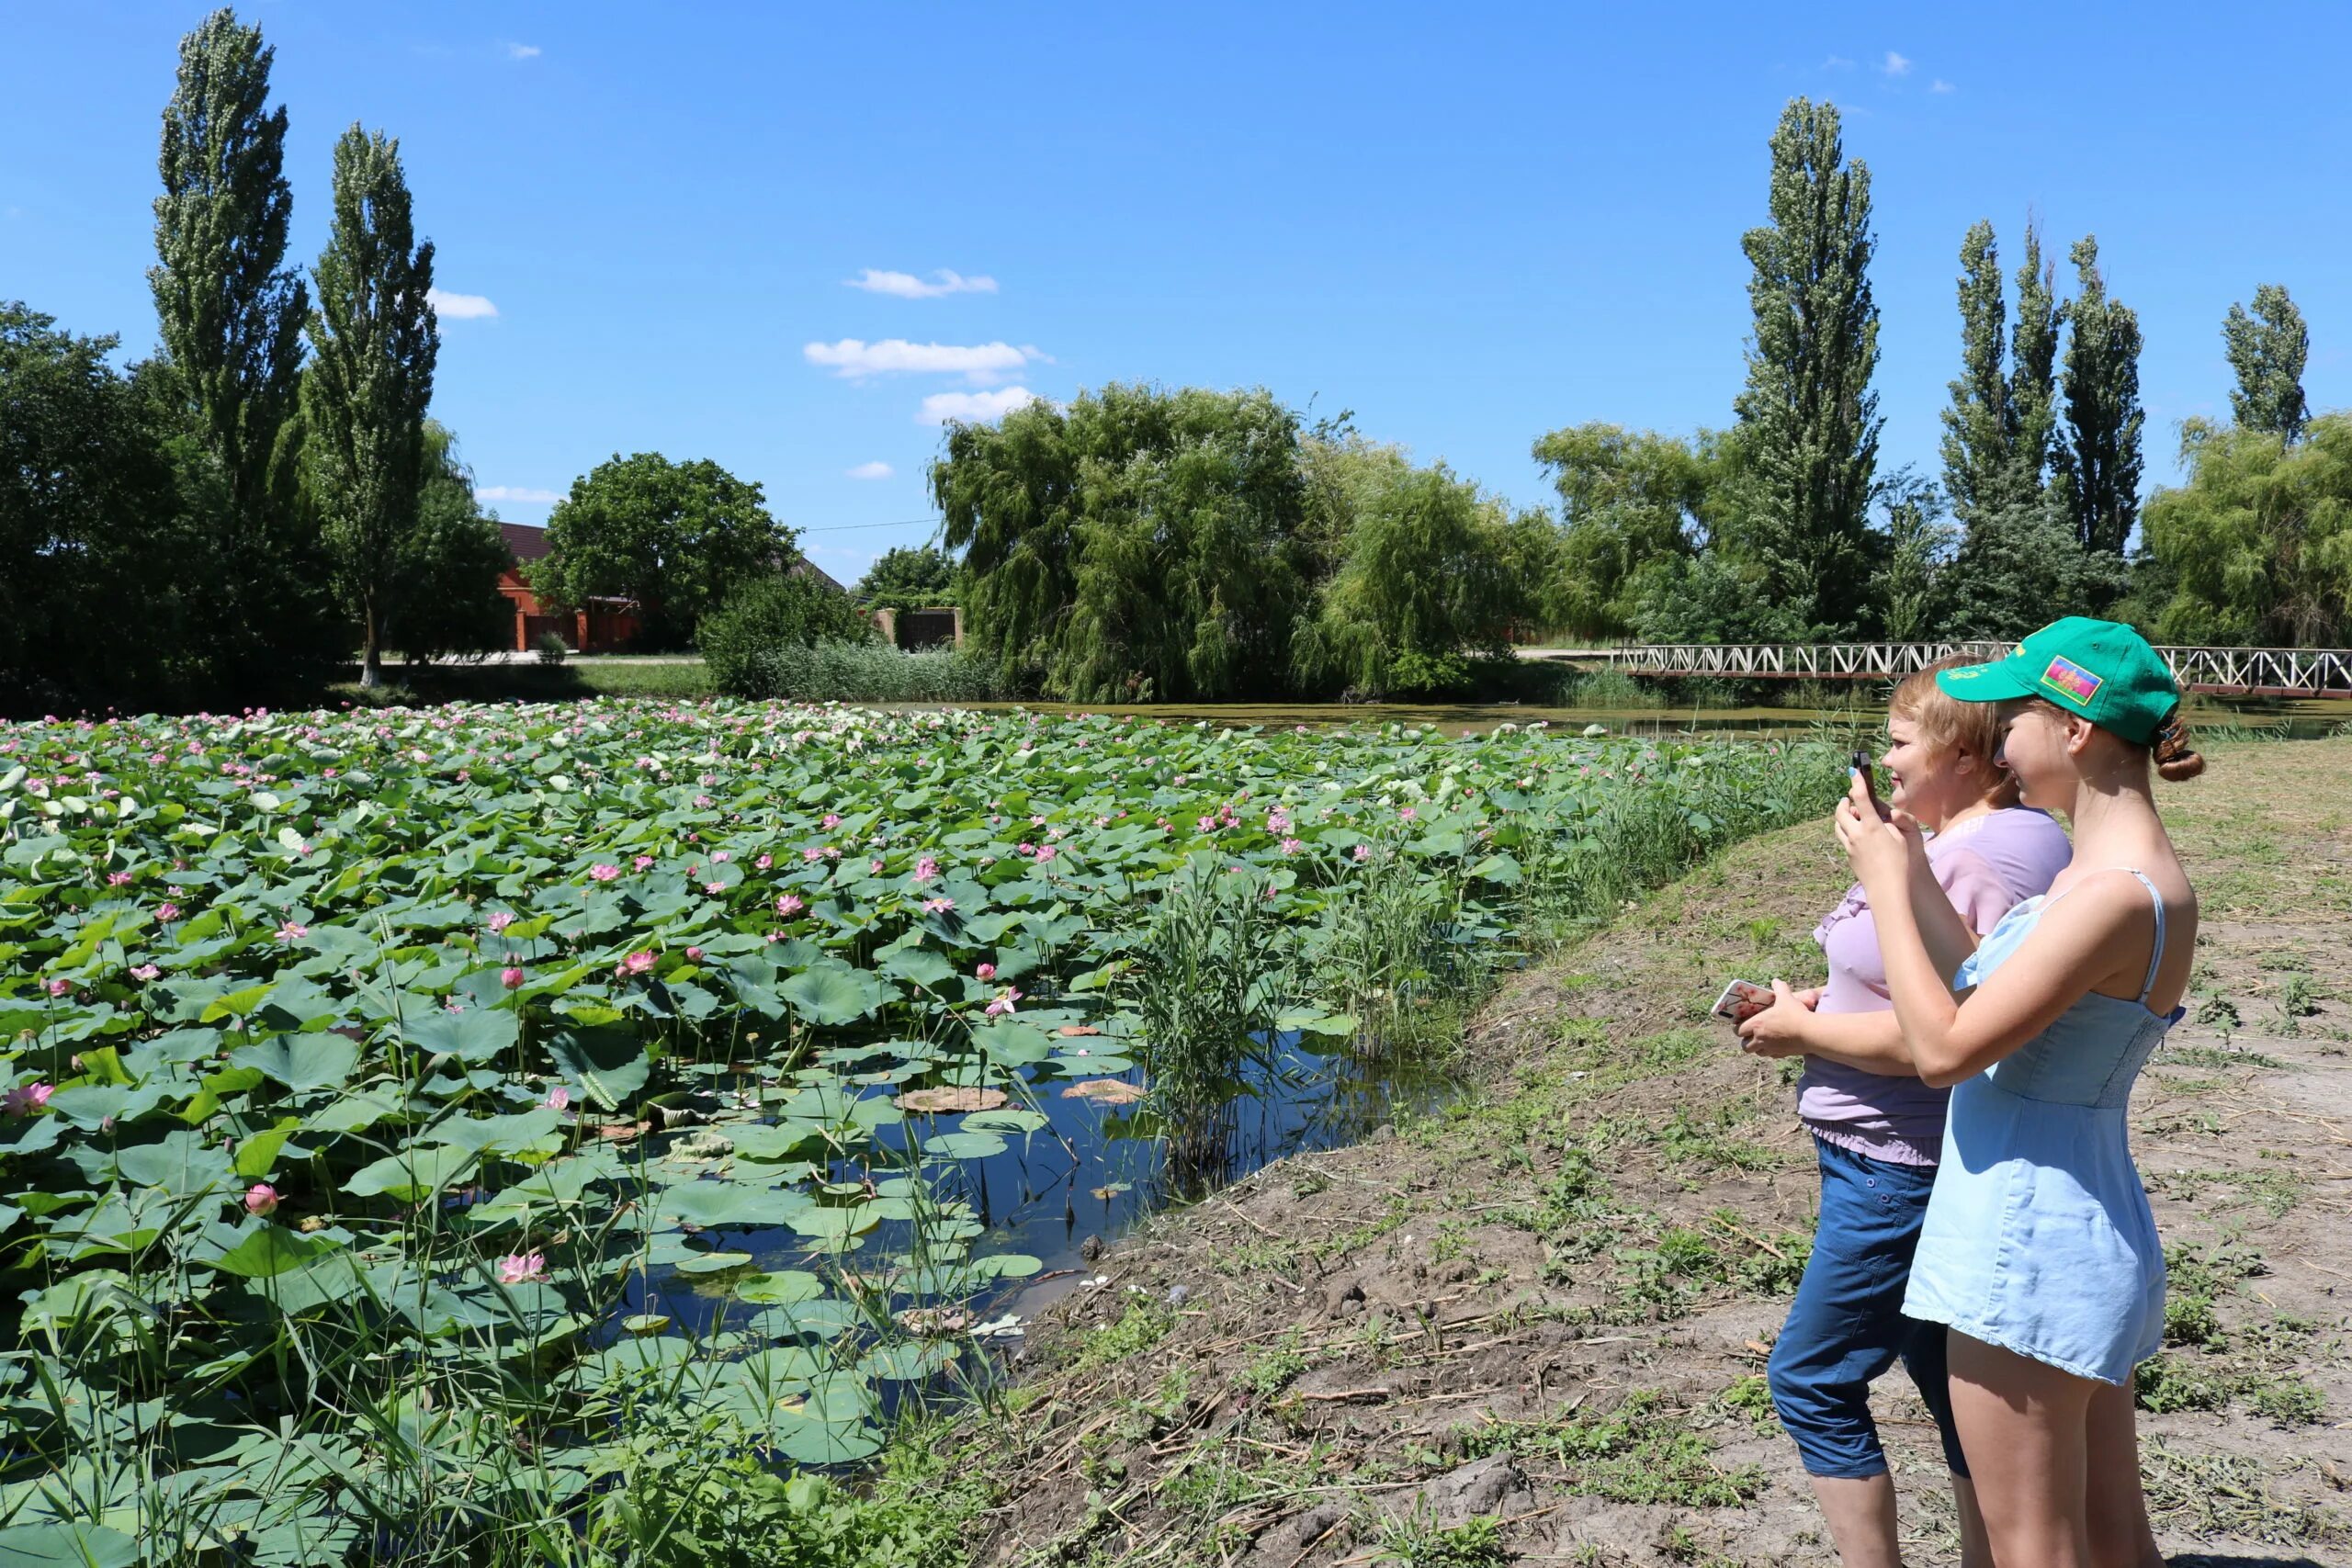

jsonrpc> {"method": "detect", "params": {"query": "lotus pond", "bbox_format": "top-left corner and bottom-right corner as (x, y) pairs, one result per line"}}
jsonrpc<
(0, 701), (1844, 1564)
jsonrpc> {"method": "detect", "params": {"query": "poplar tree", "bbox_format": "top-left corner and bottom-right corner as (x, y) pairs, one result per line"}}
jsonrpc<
(1939, 221), (2011, 525)
(2059, 236), (2144, 558)
(1731, 98), (1882, 633)
(2223, 283), (2311, 442)
(150, 7), (307, 526)
(2007, 223), (2062, 497)
(304, 126), (438, 687)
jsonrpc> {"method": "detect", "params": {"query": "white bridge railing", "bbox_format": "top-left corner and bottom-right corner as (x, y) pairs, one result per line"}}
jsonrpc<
(1592, 643), (2352, 699)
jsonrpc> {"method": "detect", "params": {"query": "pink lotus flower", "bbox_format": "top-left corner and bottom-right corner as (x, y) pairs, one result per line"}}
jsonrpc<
(633, 855), (654, 871)
(802, 847), (825, 863)
(589, 864), (621, 883)
(3, 1083), (52, 1117)
(712, 851), (730, 863)
(1267, 810), (1292, 834)
(155, 902), (181, 922)
(1036, 843), (1059, 863)
(1352, 843), (1372, 863)
(1281, 838), (1305, 856)
(621, 950), (656, 976)
(501, 966), (526, 989)
(130, 964), (161, 982)
(775, 893), (805, 918)
(107, 871), (133, 886)
(244, 1182), (279, 1217)
(1017, 842), (1036, 857)
(821, 813), (842, 829)
(704, 880), (727, 895)
(984, 986), (1023, 1019)
(975, 962), (997, 981)
(496, 1251), (548, 1286)
(1398, 807), (1417, 821)
(44, 978), (71, 998)
(755, 853), (774, 869)
(870, 858), (886, 874)
(545, 1086), (571, 1112)
(684, 946), (706, 963)
(913, 856), (939, 885)
(275, 921), (308, 942)
(1196, 816), (1218, 833)
(487, 910), (517, 932)
(921, 897), (956, 913)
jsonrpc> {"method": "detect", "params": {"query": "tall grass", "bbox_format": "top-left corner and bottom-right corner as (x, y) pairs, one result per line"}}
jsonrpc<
(717, 640), (1005, 704)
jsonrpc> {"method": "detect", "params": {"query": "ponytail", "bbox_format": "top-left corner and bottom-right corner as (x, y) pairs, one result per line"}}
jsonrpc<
(2150, 706), (2206, 782)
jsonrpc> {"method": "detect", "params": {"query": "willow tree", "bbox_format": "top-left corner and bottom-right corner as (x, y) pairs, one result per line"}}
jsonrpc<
(1730, 97), (1882, 633)
(303, 126), (438, 687)
(2144, 414), (2351, 647)
(1528, 423), (1717, 639)
(933, 383), (1313, 701)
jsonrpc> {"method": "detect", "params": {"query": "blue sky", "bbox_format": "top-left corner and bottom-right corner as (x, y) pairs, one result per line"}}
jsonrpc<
(6, 3), (2347, 583)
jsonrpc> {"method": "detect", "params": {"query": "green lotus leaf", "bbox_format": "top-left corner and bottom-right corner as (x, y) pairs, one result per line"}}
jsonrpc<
(343, 1144), (478, 1202)
(653, 1180), (811, 1230)
(397, 1007), (520, 1064)
(778, 964), (888, 1026)
(920, 1131), (1008, 1160)
(734, 1269), (826, 1305)
(227, 1034), (361, 1093)
(207, 1223), (344, 1280)
(0, 1522), (140, 1568)
(544, 1025), (650, 1110)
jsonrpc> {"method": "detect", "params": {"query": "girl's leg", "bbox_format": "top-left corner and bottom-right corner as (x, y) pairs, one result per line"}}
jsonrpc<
(1950, 1473), (1993, 1568)
(2084, 1379), (2163, 1568)
(1806, 1476), (1901, 1568)
(1946, 1332), (2098, 1568)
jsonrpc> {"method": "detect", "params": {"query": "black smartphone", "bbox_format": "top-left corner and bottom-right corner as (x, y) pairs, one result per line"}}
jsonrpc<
(1851, 750), (1889, 819)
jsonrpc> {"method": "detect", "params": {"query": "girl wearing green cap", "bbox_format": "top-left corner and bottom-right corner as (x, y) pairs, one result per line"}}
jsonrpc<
(1833, 617), (2202, 1567)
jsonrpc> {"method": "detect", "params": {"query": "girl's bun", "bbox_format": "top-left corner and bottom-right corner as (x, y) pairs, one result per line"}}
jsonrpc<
(2151, 708), (2206, 782)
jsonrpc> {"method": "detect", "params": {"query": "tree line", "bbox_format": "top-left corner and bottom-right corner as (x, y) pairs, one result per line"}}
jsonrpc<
(1, 9), (822, 713)
(930, 98), (2346, 703)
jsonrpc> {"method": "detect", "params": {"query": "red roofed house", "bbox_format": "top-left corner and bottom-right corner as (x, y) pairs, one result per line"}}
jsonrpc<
(498, 523), (641, 653)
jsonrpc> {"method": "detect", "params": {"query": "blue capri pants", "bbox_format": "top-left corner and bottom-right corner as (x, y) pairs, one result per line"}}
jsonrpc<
(1768, 1136), (1970, 1480)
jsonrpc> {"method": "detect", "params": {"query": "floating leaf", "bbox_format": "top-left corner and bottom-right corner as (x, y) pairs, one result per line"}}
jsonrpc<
(894, 1086), (1007, 1114)
(1060, 1077), (1147, 1105)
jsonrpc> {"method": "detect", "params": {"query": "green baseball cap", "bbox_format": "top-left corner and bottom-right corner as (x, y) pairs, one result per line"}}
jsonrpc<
(1934, 616), (2180, 745)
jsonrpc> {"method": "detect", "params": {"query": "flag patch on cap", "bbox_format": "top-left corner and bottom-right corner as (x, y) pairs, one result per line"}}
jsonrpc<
(2041, 654), (2103, 705)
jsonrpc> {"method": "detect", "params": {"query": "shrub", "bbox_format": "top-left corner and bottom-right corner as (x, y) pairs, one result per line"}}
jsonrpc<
(533, 630), (569, 665)
(698, 571), (871, 694)
(718, 640), (1005, 704)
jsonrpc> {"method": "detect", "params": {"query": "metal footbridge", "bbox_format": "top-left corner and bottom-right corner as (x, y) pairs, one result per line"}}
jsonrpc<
(1550, 642), (2352, 699)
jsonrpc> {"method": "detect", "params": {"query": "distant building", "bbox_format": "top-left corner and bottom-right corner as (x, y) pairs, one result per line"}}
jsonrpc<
(498, 523), (640, 653)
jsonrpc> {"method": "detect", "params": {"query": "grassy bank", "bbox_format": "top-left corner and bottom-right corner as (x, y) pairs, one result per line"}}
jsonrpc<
(907, 737), (2352, 1566)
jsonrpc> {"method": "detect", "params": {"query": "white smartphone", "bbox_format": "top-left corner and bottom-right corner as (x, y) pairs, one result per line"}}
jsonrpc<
(1711, 977), (1775, 1025)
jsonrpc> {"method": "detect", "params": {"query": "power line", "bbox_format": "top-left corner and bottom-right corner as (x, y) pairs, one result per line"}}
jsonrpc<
(795, 518), (944, 535)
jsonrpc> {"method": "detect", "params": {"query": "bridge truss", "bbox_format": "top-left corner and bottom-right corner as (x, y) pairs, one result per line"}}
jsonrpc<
(1595, 642), (2352, 699)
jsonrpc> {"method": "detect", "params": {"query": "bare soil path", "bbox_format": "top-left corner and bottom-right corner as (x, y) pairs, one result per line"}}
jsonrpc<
(947, 739), (2352, 1567)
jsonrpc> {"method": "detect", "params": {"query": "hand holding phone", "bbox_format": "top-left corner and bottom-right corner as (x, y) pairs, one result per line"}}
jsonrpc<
(1711, 977), (1775, 1025)
(1851, 750), (1891, 821)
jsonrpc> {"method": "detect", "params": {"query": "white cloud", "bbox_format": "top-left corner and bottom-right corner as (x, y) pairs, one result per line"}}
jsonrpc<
(507, 42), (541, 59)
(844, 460), (894, 480)
(805, 337), (1032, 384)
(1881, 51), (1912, 75)
(475, 485), (563, 504)
(428, 288), (498, 320)
(1822, 54), (1855, 69)
(845, 268), (998, 299)
(918, 387), (1037, 425)
(1930, 78), (1956, 94)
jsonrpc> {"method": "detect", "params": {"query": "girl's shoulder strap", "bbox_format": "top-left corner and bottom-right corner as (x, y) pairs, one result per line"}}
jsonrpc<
(2044, 865), (2167, 1005)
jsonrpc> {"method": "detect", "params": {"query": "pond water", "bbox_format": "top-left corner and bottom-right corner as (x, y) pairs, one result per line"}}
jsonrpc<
(900, 694), (2352, 740)
(614, 1030), (1454, 1359)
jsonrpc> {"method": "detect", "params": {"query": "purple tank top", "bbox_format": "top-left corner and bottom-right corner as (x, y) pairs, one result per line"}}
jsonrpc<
(1800, 807), (2074, 1165)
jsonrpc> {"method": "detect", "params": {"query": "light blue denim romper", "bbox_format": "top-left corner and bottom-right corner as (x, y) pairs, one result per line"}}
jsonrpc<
(1901, 869), (2180, 1385)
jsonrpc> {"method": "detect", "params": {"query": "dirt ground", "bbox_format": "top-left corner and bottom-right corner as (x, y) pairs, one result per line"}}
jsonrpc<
(949, 738), (2352, 1568)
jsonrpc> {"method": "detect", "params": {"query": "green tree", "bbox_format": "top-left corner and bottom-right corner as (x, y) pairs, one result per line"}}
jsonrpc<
(0, 306), (197, 712)
(2222, 284), (2311, 443)
(535, 452), (795, 649)
(933, 384), (1314, 701)
(384, 423), (514, 662)
(2007, 221), (2064, 502)
(1529, 423), (1714, 638)
(1867, 471), (1955, 641)
(1939, 221), (2013, 525)
(854, 544), (959, 606)
(303, 125), (438, 687)
(2143, 414), (2351, 646)
(1731, 97), (1883, 632)
(2058, 236), (2144, 558)
(1291, 464), (1524, 697)
(1943, 491), (2129, 640)
(149, 6), (338, 685)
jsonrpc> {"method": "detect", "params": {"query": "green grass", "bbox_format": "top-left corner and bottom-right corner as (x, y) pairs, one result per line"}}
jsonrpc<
(1455, 1389), (1763, 1507)
(331, 658), (718, 705)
